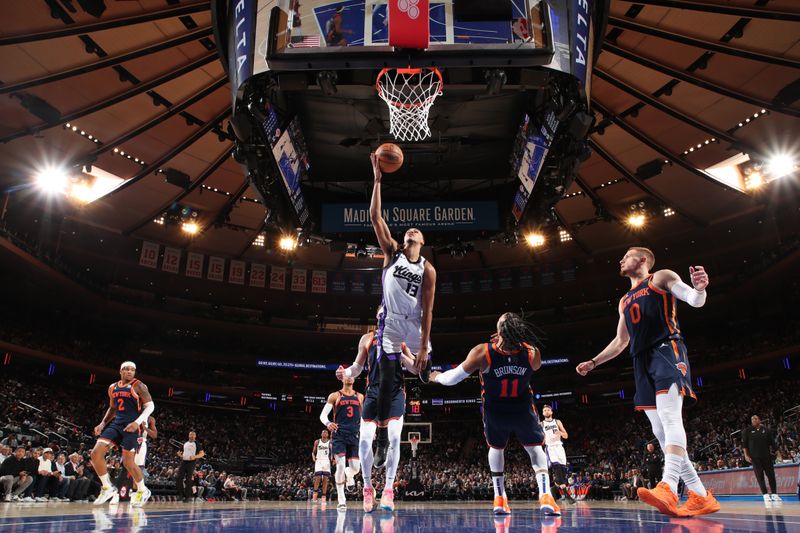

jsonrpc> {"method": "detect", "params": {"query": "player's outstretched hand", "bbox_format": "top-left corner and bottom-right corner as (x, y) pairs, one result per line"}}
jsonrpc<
(335, 365), (346, 381)
(370, 152), (382, 183)
(429, 371), (441, 383)
(575, 360), (595, 376)
(124, 422), (139, 433)
(327, 422), (338, 433)
(689, 266), (709, 291)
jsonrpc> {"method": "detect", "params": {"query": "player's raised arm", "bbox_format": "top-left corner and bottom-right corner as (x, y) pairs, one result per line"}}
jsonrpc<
(407, 343), (487, 386)
(320, 392), (339, 433)
(652, 267), (709, 307)
(416, 261), (436, 374)
(369, 153), (398, 261)
(337, 332), (372, 380)
(576, 303), (629, 376)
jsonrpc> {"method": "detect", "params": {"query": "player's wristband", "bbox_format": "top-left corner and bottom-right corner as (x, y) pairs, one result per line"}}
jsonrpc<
(344, 362), (363, 378)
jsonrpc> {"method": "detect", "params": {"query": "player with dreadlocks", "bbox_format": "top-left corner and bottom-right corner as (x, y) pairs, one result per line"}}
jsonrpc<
(403, 312), (560, 516)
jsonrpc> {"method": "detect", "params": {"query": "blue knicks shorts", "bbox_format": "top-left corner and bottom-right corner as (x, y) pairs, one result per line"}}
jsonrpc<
(98, 422), (142, 453)
(482, 402), (545, 449)
(332, 431), (359, 460)
(633, 338), (697, 411)
(362, 386), (405, 426)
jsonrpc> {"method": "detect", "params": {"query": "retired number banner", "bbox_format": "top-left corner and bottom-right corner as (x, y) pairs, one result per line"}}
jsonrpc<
(207, 256), (225, 282)
(161, 247), (181, 274)
(139, 241), (159, 269)
(229, 260), (245, 285)
(270, 266), (286, 290)
(250, 263), (266, 288)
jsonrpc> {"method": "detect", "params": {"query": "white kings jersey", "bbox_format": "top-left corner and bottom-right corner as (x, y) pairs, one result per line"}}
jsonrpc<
(315, 439), (331, 470)
(381, 251), (426, 320)
(134, 420), (148, 466)
(543, 419), (563, 447)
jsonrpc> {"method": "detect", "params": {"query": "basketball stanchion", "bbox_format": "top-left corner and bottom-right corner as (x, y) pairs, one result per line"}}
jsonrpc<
(376, 67), (443, 141)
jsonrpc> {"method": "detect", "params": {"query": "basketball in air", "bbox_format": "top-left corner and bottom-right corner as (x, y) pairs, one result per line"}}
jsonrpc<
(376, 143), (404, 173)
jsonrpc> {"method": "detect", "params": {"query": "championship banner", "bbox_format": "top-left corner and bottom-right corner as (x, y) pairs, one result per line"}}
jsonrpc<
(541, 264), (555, 286)
(496, 269), (514, 290)
(321, 201), (498, 233)
(369, 274), (382, 295)
(331, 271), (347, 293)
(207, 256), (225, 282)
(478, 270), (493, 292)
(250, 263), (266, 288)
(270, 266), (286, 290)
(291, 268), (307, 292)
(311, 270), (327, 294)
(698, 464), (798, 495)
(519, 265), (533, 288)
(350, 272), (366, 294)
(459, 271), (474, 293)
(186, 252), (203, 278)
(229, 260), (246, 285)
(138, 241), (159, 269)
(162, 247), (181, 274)
(438, 272), (454, 294)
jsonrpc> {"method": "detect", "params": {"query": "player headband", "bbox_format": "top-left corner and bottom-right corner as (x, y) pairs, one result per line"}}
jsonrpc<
(120, 361), (137, 370)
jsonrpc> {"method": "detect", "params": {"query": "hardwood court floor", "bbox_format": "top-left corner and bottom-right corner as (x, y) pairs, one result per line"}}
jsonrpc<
(0, 498), (797, 532)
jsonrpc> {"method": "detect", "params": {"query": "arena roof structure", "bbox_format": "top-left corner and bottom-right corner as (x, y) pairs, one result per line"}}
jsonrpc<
(0, 0), (798, 270)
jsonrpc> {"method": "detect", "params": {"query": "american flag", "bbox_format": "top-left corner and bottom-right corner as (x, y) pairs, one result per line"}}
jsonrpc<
(290, 35), (322, 48)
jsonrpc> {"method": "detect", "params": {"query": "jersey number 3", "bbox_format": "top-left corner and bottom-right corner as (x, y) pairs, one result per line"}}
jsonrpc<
(346, 406), (354, 418)
(499, 379), (519, 398)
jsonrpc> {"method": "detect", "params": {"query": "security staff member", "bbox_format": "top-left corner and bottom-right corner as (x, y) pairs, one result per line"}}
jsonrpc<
(176, 431), (205, 502)
(643, 442), (662, 489)
(742, 415), (782, 505)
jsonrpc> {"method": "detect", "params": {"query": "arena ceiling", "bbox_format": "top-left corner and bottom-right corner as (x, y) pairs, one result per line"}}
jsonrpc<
(0, 0), (798, 270)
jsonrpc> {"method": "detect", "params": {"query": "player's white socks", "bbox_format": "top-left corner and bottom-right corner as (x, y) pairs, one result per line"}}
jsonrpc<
(662, 453), (683, 495)
(336, 483), (346, 503)
(536, 471), (550, 498)
(680, 456), (707, 497)
(99, 473), (111, 488)
(488, 448), (506, 498)
(359, 421), (377, 489)
(523, 446), (550, 498)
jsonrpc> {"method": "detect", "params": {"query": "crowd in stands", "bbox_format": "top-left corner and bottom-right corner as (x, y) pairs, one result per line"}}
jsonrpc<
(2, 356), (798, 504)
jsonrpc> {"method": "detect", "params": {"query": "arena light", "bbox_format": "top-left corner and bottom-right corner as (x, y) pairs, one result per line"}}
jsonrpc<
(558, 229), (572, 242)
(34, 165), (70, 194)
(627, 213), (646, 228)
(524, 232), (545, 248)
(279, 235), (297, 251)
(663, 207), (675, 217)
(182, 222), (200, 235)
(744, 172), (763, 190)
(766, 154), (796, 178)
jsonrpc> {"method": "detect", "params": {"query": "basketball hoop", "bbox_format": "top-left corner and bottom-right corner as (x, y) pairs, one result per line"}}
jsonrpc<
(376, 67), (443, 142)
(409, 435), (420, 455)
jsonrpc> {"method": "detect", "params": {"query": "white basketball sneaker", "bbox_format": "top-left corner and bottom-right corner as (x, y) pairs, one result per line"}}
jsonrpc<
(132, 487), (152, 507)
(94, 486), (119, 505)
(770, 494), (782, 504)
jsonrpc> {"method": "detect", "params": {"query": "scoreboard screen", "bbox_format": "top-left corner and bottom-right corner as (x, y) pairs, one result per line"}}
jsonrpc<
(408, 399), (422, 418)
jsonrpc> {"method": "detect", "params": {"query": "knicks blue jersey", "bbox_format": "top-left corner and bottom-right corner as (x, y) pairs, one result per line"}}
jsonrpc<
(365, 333), (403, 391)
(480, 343), (536, 407)
(333, 392), (361, 435)
(110, 380), (141, 425)
(621, 275), (681, 356)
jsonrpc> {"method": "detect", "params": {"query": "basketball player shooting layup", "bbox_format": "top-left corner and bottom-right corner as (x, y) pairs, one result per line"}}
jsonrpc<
(320, 376), (364, 510)
(91, 361), (154, 507)
(408, 313), (561, 516)
(541, 405), (575, 504)
(369, 152), (435, 472)
(337, 322), (418, 512)
(576, 247), (720, 517)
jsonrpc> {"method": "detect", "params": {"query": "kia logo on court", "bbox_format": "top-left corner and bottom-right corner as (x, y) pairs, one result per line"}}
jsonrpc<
(398, 0), (420, 20)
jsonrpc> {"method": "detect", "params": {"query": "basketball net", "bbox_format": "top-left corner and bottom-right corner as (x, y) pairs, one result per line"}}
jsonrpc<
(409, 435), (420, 457)
(376, 67), (443, 142)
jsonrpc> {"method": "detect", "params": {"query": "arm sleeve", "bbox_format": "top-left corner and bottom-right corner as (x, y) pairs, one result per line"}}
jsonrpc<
(344, 363), (363, 378)
(433, 364), (471, 386)
(134, 401), (155, 425)
(320, 403), (333, 426)
(670, 280), (707, 307)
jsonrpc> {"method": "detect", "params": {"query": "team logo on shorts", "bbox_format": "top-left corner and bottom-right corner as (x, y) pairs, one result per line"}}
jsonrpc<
(676, 362), (688, 377)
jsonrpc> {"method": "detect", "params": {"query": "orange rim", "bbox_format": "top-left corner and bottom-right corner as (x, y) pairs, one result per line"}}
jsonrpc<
(375, 67), (443, 108)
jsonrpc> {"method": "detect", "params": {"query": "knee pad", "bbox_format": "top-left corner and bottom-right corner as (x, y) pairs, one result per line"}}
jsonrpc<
(488, 447), (505, 473)
(644, 410), (666, 450)
(387, 419), (403, 447)
(335, 457), (346, 484)
(348, 459), (361, 475)
(656, 389), (687, 449)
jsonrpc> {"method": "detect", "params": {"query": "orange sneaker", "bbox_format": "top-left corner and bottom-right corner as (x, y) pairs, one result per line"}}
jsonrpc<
(678, 489), (721, 516)
(493, 495), (511, 515)
(539, 493), (561, 516)
(637, 482), (681, 517)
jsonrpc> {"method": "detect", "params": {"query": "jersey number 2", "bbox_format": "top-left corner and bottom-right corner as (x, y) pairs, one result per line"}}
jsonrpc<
(499, 379), (519, 398)
(116, 398), (125, 411)
(629, 303), (641, 324)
